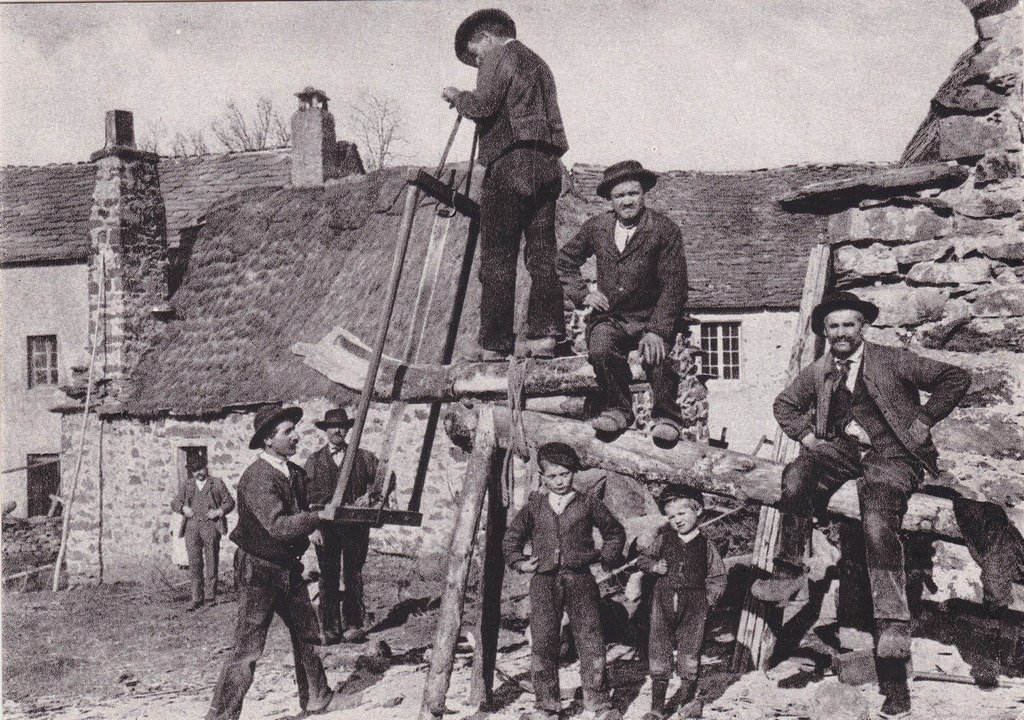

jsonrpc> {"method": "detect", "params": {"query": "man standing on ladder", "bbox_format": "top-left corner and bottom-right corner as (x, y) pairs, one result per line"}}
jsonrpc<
(442, 8), (569, 360)
(753, 292), (970, 720)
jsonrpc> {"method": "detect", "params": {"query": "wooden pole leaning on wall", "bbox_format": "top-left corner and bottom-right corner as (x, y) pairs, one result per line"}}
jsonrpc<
(732, 242), (832, 672)
(419, 405), (500, 720)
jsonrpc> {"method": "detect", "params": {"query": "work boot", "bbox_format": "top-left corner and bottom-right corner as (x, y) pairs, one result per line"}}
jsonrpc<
(524, 337), (559, 359)
(971, 605), (1006, 689)
(751, 564), (807, 604)
(186, 599), (203, 612)
(592, 410), (631, 434)
(650, 419), (681, 446)
(878, 681), (911, 719)
(678, 697), (704, 719)
(876, 620), (912, 659)
(342, 627), (368, 644)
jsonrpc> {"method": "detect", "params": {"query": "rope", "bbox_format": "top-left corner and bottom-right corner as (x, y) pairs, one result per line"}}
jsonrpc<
(500, 356), (533, 507)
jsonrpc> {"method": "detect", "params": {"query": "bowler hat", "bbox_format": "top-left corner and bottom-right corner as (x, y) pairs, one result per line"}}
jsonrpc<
(536, 441), (583, 472)
(185, 449), (208, 473)
(810, 291), (880, 336)
(315, 407), (354, 430)
(249, 403), (303, 450)
(596, 160), (659, 200)
(658, 485), (705, 512)
(455, 8), (516, 66)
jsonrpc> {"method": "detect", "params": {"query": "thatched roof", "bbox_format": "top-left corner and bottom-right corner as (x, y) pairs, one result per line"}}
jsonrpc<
(121, 160), (878, 416)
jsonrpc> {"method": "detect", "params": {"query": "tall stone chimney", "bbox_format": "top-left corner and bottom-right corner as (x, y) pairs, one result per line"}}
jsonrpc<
(87, 109), (169, 405)
(290, 87), (338, 187)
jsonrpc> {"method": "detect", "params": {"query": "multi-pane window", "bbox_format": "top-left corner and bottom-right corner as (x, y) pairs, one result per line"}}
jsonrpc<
(700, 322), (741, 380)
(27, 335), (58, 388)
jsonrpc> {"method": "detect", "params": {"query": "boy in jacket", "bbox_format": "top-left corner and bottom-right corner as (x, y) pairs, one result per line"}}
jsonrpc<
(503, 442), (626, 720)
(637, 488), (726, 720)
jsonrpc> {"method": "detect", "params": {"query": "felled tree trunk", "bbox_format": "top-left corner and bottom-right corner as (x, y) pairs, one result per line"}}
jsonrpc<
(445, 404), (965, 542)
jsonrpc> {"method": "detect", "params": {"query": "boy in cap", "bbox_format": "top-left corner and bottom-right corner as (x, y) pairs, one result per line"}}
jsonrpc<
(502, 442), (626, 720)
(443, 8), (569, 360)
(557, 160), (688, 444)
(207, 404), (341, 720)
(636, 488), (726, 719)
(171, 449), (235, 610)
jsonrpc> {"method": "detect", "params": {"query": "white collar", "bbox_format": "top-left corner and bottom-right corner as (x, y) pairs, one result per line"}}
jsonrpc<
(259, 451), (291, 477)
(677, 528), (700, 544)
(547, 490), (576, 514)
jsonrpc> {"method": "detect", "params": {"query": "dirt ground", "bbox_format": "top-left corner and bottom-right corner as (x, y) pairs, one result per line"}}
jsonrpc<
(4, 551), (1024, 720)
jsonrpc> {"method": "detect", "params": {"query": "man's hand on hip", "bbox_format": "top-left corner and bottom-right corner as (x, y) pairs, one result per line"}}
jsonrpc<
(515, 557), (538, 573)
(584, 289), (610, 312)
(639, 332), (667, 365)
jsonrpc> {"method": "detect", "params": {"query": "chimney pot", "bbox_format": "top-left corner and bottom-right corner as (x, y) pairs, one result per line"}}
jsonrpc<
(290, 87), (337, 187)
(105, 110), (136, 149)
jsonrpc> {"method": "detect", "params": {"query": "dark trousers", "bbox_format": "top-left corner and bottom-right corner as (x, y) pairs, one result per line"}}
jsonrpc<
(648, 586), (708, 683)
(777, 439), (920, 622)
(529, 569), (611, 713)
(588, 319), (683, 424)
(478, 147), (565, 352)
(315, 523), (370, 641)
(207, 550), (332, 720)
(185, 531), (220, 603)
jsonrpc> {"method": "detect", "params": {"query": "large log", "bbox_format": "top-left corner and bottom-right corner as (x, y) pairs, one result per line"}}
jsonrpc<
(445, 405), (965, 542)
(292, 328), (648, 403)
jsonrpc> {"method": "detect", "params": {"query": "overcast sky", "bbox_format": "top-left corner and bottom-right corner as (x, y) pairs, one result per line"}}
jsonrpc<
(0, 0), (973, 171)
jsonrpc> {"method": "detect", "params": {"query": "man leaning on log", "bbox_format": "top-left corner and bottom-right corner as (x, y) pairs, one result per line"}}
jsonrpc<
(557, 160), (688, 445)
(753, 292), (970, 720)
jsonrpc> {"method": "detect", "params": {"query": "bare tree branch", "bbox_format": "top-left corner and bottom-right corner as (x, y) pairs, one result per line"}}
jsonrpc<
(210, 95), (290, 152)
(349, 91), (407, 171)
(171, 130), (209, 157)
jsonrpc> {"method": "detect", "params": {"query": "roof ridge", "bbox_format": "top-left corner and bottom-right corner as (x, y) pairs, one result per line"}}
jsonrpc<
(0, 159), (95, 171)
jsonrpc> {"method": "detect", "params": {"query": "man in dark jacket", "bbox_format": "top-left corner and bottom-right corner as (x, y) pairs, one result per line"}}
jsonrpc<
(443, 8), (569, 360)
(171, 451), (235, 610)
(503, 442), (626, 720)
(300, 407), (384, 644)
(753, 292), (970, 719)
(207, 405), (339, 720)
(557, 160), (688, 444)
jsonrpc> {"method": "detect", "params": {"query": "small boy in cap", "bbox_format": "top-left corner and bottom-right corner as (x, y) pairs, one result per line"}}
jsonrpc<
(503, 442), (626, 720)
(636, 487), (726, 719)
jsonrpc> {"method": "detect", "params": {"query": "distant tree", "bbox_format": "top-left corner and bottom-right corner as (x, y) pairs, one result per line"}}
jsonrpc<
(171, 130), (210, 157)
(349, 91), (407, 171)
(209, 96), (291, 152)
(138, 119), (168, 154)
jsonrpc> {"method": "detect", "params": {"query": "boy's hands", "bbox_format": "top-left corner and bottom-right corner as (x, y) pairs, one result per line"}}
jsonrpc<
(181, 506), (194, 518)
(651, 559), (668, 575)
(515, 557), (539, 573)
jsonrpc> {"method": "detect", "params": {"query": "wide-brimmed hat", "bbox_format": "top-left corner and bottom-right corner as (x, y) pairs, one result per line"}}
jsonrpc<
(810, 291), (880, 336)
(314, 407), (354, 430)
(185, 448), (208, 473)
(596, 160), (659, 200)
(455, 8), (516, 66)
(249, 403), (303, 450)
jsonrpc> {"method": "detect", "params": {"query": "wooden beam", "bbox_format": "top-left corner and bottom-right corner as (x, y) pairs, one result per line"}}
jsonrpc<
(469, 457), (507, 707)
(777, 162), (969, 211)
(444, 405), (966, 542)
(292, 331), (650, 404)
(419, 406), (500, 720)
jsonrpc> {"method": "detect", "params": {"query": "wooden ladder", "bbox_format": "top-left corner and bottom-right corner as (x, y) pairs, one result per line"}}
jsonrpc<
(732, 242), (832, 671)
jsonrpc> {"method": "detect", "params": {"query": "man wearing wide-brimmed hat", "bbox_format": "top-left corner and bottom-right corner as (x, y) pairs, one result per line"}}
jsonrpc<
(753, 291), (970, 719)
(442, 8), (569, 360)
(299, 407), (386, 645)
(557, 160), (689, 445)
(207, 404), (341, 720)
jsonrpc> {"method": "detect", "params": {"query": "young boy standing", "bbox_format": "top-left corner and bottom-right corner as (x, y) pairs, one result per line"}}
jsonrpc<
(637, 488), (726, 720)
(503, 442), (626, 720)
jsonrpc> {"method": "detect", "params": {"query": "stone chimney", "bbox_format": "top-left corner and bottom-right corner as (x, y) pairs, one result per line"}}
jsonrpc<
(87, 109), (169, 405)
(290, 87), (338, 187)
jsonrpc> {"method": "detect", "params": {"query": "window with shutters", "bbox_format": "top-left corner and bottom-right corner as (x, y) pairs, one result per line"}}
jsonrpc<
(699, 322), (741, 380)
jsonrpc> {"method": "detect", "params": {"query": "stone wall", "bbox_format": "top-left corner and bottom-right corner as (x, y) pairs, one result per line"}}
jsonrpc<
(59, 398), (475, 584)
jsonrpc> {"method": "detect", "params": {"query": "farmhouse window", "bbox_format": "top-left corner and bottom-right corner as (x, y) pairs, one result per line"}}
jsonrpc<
(27, 335), (59, 388)
(700, 322), (741, 380)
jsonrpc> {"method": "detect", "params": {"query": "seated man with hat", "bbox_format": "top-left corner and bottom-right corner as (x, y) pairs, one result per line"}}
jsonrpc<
(557, 160), (689, 444)
(300, 407), (387, 644)
(753, 291), (970, 719)
(442, 8), (569, 360)
(207, 404), (340, 720)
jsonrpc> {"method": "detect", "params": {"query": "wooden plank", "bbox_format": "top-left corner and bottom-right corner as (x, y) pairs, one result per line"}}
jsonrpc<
(419, 406), (498, 719)
(328, 508), (422, 527)
(470, 454), (507, 707)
